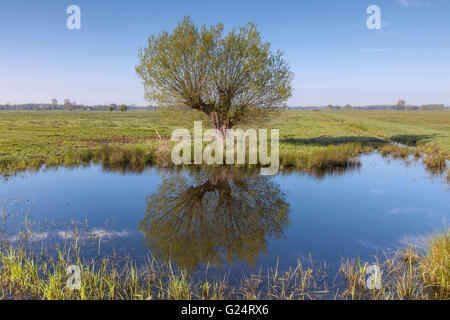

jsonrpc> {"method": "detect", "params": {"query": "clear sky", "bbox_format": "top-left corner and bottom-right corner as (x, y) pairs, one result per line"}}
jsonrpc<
(1, 0), (449, 106)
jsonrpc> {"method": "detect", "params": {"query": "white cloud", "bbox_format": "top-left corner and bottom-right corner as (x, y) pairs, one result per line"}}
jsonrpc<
(397, 0), (444, 7)
(360, 48), (392, 53)
(90, 228), (132, 239)
(58, 228), (133, 240)
(398, 234), (426, 247)
(388, 207), (423, 214)
(370, 188), (384, 195)
(356, 239), (385, 250)
(8, 232), (49, 242)
(387, 207), (440, 218)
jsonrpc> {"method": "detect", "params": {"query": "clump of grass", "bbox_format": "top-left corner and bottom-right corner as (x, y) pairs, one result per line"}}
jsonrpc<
(340, 229), (450, 300)
(400, 246), (420, 265)
(339, 253), (426, 300)
(378, 144), (412, 159)
(307, 143), (362, 169)
(423, 154), (447, 173)
(339, 258), (372, 299)
(279, 142), (365, 173)
(420, 228), (450, 299)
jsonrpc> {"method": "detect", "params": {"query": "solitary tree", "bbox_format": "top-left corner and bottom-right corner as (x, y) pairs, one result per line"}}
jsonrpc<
(136, 17), (293, 136)
(397, 100), (406, 110)
(119, 104), (128, 112)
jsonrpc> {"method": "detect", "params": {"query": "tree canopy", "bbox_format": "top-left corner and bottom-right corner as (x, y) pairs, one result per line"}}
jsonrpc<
(136, 17), (293, 134)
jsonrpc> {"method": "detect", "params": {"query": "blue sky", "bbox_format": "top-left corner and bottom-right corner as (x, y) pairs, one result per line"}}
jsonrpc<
(1, 0), (449, 106)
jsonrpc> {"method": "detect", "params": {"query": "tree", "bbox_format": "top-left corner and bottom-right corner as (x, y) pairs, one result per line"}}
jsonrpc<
(63, 99), (73, 110)
(108, 105), (114, 111)
(397, 100), (406, 110)
(119, 104), (128, 112)
(136, 17), (293, 136)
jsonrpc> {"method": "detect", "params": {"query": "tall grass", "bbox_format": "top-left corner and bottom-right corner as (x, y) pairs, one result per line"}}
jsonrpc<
(420, 227), (450, 298)
(0, 244), (328, 300)
(1, 228), (449, 300)
(339, 229), (450, 300)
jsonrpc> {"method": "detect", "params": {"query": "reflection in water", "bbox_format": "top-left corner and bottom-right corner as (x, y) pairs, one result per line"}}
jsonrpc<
(139, 168), (290, 270)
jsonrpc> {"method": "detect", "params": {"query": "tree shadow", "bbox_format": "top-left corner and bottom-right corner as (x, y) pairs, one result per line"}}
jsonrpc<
(389, 134), (436, 146)
(280, 134), (436, 147)
(280, 136), (385, 147)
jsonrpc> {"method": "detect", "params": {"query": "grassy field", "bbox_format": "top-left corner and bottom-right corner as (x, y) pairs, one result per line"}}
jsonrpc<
(0, 110), (448, 176)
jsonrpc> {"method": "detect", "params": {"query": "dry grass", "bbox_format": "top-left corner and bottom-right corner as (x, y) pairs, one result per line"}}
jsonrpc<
(340, 229), (450, 300)
(420, 227), (450, 298)
(1, 228), (448, 300)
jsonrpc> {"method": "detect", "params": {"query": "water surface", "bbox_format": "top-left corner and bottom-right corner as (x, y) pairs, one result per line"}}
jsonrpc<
(0, 153), (448, 278)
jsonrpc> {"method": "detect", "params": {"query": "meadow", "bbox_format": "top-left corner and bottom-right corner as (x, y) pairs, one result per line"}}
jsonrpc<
(0, 110), (448, 177)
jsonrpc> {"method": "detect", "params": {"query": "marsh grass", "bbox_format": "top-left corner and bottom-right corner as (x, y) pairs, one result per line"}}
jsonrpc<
(1, 228), (449, 300)
(377, 144), (413, 159)
(339, 229), (450, 300)
(420, 227), (450, 298)
(423, 154), (447, 173)
(0, 244), (330, 300)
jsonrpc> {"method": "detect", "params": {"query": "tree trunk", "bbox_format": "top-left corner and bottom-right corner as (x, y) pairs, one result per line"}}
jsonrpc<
(209, 111), (231, 138)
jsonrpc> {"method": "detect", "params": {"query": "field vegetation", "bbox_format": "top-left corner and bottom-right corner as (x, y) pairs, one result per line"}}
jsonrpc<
(0, 110), (448, 177)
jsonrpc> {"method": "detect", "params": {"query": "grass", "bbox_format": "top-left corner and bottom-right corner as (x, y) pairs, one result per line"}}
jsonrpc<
(421, 227), (450, 297)
(1, 228), (448, 300)
(0, 244), (327, 300)
(339, 228), (450, 300)
(0, 110), (449, 177)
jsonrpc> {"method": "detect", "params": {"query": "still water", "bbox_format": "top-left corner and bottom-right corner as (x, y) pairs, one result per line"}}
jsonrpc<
(0, 153), (448, 277)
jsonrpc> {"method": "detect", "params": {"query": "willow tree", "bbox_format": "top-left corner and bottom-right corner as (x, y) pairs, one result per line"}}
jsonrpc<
(136, 17), (293, 135)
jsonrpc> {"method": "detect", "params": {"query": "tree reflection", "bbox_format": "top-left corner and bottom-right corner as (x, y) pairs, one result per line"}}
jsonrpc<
(139, 167), (290, 271)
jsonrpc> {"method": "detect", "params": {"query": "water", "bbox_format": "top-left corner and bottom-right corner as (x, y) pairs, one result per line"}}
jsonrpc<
(0, 153), (448, 278)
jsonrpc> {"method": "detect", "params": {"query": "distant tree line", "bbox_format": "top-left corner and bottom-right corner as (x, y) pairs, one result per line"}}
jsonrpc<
(291, 103), (447, 111)
(0, 99), (154, 111)
(0, 100), (447, 112)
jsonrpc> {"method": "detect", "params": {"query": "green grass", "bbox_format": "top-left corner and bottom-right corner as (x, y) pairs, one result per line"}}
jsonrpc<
(1, 228), (448, 300)
(0, 110), (449, 176)
(339, 228), (450, 300)
(421, 227), (450, 297)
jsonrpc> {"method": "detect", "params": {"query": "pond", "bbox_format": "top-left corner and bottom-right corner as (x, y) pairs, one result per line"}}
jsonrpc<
(0, 152), (448, 280)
